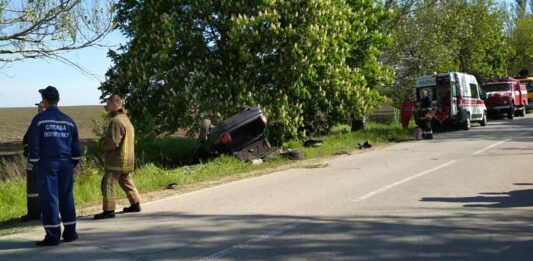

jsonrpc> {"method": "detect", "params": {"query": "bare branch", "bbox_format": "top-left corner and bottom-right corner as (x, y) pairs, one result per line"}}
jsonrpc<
(0, 0), (115, 70)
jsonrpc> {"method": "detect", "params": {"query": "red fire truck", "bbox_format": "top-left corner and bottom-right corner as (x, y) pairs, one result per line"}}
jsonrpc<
(481, 77), (528, 119)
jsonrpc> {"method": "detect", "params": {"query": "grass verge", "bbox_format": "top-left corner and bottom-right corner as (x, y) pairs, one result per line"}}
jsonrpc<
(0, 120), (413, 228)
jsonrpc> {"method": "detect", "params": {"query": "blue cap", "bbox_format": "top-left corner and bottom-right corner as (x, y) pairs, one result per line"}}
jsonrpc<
(39, 86), (59, 100)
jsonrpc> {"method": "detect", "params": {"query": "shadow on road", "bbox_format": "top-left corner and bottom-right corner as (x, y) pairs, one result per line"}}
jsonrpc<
(427, 116), (533, 143)
(420, 187), (533, 208)
(2, 209), (533, 260)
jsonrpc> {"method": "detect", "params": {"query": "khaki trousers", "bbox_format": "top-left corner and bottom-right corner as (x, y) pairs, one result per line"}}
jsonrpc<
(101, 171), (141, 211)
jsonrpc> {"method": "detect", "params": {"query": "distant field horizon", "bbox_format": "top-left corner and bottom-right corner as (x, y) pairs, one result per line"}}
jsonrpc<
(0, 105), (104, 154)
(0, 104), (102, 109)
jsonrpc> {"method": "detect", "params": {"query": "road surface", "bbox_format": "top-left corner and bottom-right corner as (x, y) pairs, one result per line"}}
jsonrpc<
(1, 115), (533, 260)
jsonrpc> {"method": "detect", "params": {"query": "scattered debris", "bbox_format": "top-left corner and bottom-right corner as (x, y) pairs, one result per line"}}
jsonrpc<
(357, 141), (372, 149)
(251, 159), (263, 165)
(166, 183), (177, 190)
(415, 127), (423, 140)
(281, 149), (304, 160)
(304, 138), (324, 147)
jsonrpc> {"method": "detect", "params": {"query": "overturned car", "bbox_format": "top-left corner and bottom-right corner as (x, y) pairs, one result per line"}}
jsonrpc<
(197, 107), (272, 161)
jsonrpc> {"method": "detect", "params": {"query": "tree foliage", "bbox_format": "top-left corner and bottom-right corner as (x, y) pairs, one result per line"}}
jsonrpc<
(0, 0), (114, 69)
(100, 0), (392, 143)
(382, 0), (511, 105)
(508, 1), (533, 75)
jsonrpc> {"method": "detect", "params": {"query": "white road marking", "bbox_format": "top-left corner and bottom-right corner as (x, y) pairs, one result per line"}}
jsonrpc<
(472, 138), (511, 155)
(352, 133), (522, 202)
(197, 131), (528, 259)
(200, 219), (310, 260)
(351, 160), (458, 202)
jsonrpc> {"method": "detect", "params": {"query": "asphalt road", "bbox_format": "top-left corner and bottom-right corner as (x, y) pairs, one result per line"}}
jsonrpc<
(2, 114), (533, 260)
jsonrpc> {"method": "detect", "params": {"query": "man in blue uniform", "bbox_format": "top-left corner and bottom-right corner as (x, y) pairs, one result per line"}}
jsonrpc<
(27, 86), (81, 246)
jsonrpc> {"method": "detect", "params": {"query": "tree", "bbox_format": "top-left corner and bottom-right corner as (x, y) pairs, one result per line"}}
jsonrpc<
(100, 0), (392, 143)
(0, 0), (115, 72)
(508, 16), (533, 75)
(381, 0), (510, 105)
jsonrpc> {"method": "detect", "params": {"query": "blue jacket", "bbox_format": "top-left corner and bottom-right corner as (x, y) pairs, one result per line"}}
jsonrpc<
(27, 106), (81, 164)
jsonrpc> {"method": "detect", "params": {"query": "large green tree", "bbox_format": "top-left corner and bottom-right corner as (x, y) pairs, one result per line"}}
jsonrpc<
(382, 0), (511, 105)
(507, 1), (533, 75)
(100, 0), (392, 143)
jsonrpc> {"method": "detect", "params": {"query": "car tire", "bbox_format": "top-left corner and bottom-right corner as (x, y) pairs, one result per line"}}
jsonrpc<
(519, 107), (526, 117)
(463, 117), (471, 130)
(480, 113), (487, 126)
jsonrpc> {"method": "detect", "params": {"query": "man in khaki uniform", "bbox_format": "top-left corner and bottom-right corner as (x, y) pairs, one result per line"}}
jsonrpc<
(94, 95), (141, 219)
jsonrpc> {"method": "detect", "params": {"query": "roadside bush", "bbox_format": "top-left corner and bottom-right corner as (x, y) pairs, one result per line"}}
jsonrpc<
(136, 137), (200, 167)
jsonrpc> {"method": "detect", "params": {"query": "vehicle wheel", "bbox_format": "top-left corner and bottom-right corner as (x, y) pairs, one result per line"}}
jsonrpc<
(463, 117), (471, 130)
(519, 107), (526, 117)
(480, 113), (487, 126)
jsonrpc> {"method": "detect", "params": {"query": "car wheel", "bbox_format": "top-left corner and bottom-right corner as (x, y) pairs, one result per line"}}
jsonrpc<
(480, 113), (487, 126)
(463, 117), (471, 130)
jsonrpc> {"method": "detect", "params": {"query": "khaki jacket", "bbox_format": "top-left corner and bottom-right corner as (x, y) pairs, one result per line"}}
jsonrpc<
(103, 109), (135, 172)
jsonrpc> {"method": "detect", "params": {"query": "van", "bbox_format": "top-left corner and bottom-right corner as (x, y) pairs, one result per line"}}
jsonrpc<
(414, 72), (487, 130)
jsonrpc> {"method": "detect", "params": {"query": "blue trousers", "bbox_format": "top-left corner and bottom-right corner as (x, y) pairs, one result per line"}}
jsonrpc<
(38, 159), (77, 242)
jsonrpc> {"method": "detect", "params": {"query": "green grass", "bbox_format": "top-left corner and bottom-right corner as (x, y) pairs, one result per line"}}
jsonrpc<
(0, 118), (414, 223)
(0, 181), (26, 222)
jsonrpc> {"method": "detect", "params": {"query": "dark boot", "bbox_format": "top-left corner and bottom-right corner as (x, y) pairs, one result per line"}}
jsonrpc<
(123, 202), (141, 213)
(63, 232), (79, 243)
(94, 211), (115, 220)
(36, 237), (60, 246)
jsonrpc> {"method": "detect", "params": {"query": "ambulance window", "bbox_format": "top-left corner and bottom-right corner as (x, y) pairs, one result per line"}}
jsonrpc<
(469, 84), (479, 98)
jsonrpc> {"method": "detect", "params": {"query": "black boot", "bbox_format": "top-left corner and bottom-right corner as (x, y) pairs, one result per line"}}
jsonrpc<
(123, 202), (141, 213)
(94, 211), (115, 220)
(36, 237), (60, 246)
(63, 232), (79, 243)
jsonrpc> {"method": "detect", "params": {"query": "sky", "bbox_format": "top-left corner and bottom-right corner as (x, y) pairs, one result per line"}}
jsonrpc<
(0, 31), (125, 108)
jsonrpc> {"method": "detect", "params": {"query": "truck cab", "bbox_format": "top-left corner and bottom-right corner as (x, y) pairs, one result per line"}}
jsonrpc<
(481, 77), (528, 119)
(415, 72), (487, 130)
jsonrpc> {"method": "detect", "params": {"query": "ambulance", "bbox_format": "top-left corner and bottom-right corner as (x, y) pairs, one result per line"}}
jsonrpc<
(414, 72), (487, 130)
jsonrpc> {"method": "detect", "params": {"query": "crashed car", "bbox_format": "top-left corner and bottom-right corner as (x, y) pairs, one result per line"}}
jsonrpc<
(197, 107), (272, 161)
